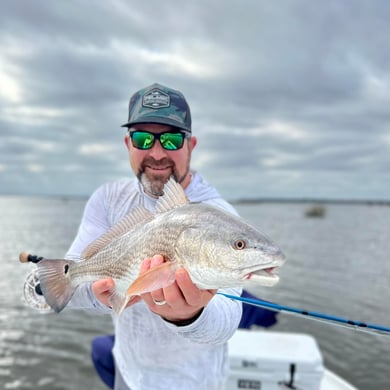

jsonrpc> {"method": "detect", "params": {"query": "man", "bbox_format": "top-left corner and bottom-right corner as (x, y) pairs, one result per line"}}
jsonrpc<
(66, 83), (243, 389)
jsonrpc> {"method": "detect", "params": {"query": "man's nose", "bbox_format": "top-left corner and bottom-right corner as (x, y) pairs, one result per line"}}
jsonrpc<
(148, 138), (168, 159)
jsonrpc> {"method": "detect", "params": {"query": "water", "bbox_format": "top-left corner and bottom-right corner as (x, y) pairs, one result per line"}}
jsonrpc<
(1, 196), (389, 389)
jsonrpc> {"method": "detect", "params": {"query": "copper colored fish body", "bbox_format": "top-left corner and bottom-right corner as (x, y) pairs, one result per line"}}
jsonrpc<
(29, 179), (285, 314)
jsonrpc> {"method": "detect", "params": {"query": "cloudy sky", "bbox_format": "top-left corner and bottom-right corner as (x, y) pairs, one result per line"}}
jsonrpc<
(1, 0), (389, 201)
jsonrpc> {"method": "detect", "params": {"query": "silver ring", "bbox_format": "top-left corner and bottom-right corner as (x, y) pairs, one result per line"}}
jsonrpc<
(153, 299), (167, 306)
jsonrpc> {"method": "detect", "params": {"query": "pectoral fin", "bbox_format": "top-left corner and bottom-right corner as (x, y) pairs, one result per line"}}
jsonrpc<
(126, 262), (177, 296)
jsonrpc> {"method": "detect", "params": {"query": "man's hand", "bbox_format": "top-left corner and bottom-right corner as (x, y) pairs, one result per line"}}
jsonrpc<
(140, 255), (217, 324)
(91, 255), (215, 320)
(92, 278), (115, 307)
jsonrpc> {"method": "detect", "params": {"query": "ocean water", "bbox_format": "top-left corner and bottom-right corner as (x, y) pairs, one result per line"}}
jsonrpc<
(0, 196), (389, 390)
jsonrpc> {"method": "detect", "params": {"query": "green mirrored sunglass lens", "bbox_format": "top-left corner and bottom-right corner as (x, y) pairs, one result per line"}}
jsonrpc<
(160, 133), (183, 150)
(133, 132), (154, 149)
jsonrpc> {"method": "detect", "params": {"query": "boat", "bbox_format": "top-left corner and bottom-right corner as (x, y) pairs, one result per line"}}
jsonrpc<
(88, 289), (360, 389)
(227, 329), (358, 390)
(321, 369), (358, 390)
(305, 204), (326, 218)
(89, 327), (358, 389)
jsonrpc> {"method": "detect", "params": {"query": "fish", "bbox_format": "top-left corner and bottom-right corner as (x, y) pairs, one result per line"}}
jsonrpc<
(21, 178), (285, 314)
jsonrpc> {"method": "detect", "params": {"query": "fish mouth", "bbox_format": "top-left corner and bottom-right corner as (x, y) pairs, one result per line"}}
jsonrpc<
(241, 264), (282, 287)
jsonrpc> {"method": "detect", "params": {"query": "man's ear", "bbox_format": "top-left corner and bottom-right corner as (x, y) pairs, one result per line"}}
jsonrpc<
(190, 135), (197, 151)
(124, 134), (131, 150)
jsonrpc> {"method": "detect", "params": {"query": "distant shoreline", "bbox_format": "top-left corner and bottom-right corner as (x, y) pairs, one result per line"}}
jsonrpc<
(231, 198), (390, 206)
(1, 193), (389, 206)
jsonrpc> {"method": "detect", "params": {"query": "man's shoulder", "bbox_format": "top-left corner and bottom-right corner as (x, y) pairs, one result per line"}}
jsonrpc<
(188, 172), (238, 216)
(89, 177), (142, 226)
(97, 177), (139, 196)
(89, 177), (140, 210)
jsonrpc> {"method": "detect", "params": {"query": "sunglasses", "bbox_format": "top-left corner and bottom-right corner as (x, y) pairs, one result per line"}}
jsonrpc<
(129, 130), (190, 150)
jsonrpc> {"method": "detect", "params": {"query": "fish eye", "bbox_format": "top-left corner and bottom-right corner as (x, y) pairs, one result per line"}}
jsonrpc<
(233, 239), (247, 250)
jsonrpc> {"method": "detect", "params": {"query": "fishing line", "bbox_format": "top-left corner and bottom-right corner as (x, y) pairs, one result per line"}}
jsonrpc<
(218, 292), (390, 337)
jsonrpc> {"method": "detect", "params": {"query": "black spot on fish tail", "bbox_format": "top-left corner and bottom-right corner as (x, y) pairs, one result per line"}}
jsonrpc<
(37, 259), (76, 313)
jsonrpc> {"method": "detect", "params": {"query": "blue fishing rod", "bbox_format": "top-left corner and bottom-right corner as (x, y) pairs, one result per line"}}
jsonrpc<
(218, 292), (390, 337)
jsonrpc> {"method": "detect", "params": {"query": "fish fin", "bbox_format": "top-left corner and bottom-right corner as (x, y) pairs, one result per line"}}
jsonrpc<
(156, 178), (189, 214)
(82, 206), (154, 260)
(109, 292), (140, 315)
(37, 259), (76, 313)
(126, 262), (177, 296)
(108, 290), (130, 315)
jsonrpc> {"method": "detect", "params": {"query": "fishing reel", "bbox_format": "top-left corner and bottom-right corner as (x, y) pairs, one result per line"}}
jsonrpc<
(21, 252), (53, 313)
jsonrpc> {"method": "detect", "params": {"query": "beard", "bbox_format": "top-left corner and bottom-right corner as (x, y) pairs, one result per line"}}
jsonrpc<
(137, 156), (189, 197)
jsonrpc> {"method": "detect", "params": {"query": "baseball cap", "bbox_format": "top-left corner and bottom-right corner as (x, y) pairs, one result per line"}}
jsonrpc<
(121, 83), (192, 133)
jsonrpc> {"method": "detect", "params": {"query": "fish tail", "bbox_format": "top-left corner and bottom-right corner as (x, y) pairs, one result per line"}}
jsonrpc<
(37, 259), (76, 313)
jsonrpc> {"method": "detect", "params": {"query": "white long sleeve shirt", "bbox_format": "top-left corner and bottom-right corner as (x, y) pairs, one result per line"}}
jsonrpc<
(65, 172), (242, 390)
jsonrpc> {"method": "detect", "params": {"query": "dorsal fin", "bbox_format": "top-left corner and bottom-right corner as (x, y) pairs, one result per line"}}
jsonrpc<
(156, 178), (189, 214)
(81, 206), (154, 260)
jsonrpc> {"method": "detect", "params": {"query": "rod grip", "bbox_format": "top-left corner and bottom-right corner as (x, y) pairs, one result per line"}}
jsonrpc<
(19, 252), (44, 263)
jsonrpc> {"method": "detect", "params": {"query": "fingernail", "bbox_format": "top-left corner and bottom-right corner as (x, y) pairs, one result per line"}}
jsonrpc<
(151, 255), (163, 267)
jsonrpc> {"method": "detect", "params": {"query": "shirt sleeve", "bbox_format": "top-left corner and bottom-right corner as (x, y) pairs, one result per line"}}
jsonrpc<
(65, 185), (110, 261)
(65, 185), (112, 312)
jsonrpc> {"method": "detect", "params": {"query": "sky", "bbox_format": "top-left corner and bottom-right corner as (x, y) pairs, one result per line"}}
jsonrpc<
(1, 0), (390, 201)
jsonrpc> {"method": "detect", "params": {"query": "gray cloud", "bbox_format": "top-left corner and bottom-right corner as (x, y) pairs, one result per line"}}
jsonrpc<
(0, 0), (389, 200)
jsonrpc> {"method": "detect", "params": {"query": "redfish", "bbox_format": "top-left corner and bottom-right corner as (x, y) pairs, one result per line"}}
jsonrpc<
(20, 178), (285, 314)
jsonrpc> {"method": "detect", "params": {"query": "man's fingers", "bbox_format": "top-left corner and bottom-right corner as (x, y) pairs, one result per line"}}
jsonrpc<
(139, 258), (151, 274)
(175, 269), (216, 306)
(91, 278), (115, 306)
(174, 269), (202, 306)
(141, 255), (166, 306)
(140, 255), (164, 274)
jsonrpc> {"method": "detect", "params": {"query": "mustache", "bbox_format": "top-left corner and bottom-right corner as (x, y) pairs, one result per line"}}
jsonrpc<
(140, 157), (175, 169)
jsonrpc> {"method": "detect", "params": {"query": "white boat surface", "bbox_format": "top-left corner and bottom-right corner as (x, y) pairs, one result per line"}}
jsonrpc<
(321, 369), (358, 390)
(227, 329), (358, 390)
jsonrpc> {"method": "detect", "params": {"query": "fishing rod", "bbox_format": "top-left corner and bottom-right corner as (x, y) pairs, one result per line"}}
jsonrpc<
(20, 252), (390, 336)
(218, 292), (390, 337)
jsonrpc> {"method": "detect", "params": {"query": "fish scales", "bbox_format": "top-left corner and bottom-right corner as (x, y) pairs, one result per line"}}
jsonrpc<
(69, 223), (179, 288)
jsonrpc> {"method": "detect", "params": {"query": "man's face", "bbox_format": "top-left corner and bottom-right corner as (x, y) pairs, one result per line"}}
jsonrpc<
(124, 123), (197, 197)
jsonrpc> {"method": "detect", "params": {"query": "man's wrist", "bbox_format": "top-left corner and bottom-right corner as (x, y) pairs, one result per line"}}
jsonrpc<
(163, 308), (204, 327)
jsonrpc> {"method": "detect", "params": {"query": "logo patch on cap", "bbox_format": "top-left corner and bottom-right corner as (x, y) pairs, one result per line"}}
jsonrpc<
(142, 88), (170, 109)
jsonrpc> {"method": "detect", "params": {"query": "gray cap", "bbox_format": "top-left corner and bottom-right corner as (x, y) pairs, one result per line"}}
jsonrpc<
(121, 83), (192, 132)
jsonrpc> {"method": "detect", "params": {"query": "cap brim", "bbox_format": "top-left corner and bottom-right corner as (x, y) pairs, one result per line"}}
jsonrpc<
(121, 116), (191, 132)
